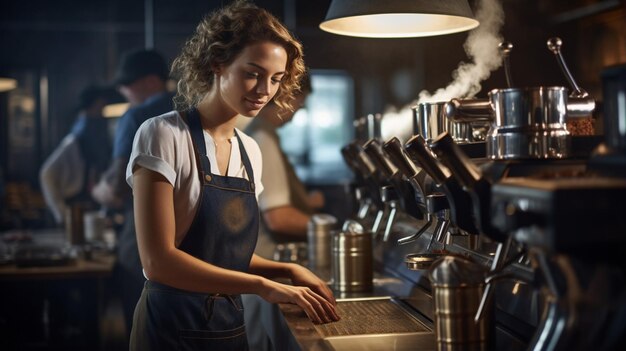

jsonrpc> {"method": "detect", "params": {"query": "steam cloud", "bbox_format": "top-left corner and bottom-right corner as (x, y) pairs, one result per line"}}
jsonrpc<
(381, 0), (505, 142)
(418, 0), (505, 102)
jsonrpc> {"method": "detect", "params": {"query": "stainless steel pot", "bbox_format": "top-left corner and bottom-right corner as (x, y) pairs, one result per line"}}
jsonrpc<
(445, 87), (596, 159)
(331, 229), (373, 293)
(307, 214), (337, 269)
(412, 102), (484, 144)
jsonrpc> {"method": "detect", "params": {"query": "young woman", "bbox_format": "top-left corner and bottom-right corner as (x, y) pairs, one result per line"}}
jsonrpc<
(126, 1), (339, 349)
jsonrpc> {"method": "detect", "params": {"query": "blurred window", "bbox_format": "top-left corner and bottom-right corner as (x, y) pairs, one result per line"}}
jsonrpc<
(278, 70), (354, 184)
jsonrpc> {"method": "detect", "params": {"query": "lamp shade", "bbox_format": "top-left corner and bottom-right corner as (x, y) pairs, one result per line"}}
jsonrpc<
(320, 0), (480, 38)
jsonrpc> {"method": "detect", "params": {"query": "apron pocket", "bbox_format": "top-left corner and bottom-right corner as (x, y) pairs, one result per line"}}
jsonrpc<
(178, 324), (248, 350)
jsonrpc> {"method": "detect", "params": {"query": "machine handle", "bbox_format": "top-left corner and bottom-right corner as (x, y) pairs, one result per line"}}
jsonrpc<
(351, 143), (377, 179)
(429, 132), (482, 189)
(499, 41), (514, 88)
(383, 137), (420, 178)
(364, 138), (398, 179)
(341, 144), (361, 175)
(404, 135), (450, 185)
(547, 37), (588, 98)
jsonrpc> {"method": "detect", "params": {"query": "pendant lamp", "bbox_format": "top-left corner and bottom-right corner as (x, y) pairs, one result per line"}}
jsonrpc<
(320, 0), (479, 38)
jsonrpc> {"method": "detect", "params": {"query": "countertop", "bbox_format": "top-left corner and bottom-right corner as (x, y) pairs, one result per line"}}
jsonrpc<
(271, 217), (532, 351)
(274, 244), (437, 351)
(0, 229), (115, 281)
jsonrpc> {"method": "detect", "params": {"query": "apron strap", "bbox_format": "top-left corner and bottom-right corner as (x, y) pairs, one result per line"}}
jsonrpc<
(183, 108), (213, 177)
(233, 130), (256, 192)
(182, 108), (256, 192)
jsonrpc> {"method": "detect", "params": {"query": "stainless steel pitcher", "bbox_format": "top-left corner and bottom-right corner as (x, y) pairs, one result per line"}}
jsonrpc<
(429, 255), (494, 351)
(307, 214), (338, 269)
(331, 227), (373, 293)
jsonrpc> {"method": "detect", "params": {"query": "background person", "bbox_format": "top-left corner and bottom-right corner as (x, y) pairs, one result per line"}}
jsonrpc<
(90, 48), (174, 339)
(40, 84), (114, 225)
(126, 1), (338, 349)
(244, 71), (324, 259)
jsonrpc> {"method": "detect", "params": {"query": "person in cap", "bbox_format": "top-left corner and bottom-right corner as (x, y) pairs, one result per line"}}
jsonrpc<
(126, 1), (338, 350)
(40, 84), (115, 224)
(91, 48), (174, 340)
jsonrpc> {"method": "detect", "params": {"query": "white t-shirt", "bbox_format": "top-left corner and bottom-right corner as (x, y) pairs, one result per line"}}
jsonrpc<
(247, 129), (290, 212)
(40, 135), (85, 223)
(126, 111), (264, 247)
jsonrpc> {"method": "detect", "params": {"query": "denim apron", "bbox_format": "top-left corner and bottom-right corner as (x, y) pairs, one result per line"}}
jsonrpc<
(130, 108), (259, 350)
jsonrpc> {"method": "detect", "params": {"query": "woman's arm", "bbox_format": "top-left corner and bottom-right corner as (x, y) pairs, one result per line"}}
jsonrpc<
(133, 166), (339, 323)
(249, 254), (336, 306)
(262, 206), (310, 240)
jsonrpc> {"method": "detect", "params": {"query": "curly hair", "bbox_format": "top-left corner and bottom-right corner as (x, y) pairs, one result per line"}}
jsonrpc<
(171, 0), (305, 112)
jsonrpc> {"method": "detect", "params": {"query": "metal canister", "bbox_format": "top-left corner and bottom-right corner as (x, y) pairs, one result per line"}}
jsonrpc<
(330, 229), (373, 293)
(307, 214), (337, 269)
(428, 255), (493, 351)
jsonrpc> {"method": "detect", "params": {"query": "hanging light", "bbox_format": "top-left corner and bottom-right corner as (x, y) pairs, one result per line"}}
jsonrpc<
(0, 77), (17, 92)
(319, 0), (479, 38)
(103, 102), (130, 118)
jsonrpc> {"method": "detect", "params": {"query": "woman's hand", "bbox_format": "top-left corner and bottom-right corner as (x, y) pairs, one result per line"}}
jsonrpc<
(288, 263), (336, 306)
(258, 278), (340, 324)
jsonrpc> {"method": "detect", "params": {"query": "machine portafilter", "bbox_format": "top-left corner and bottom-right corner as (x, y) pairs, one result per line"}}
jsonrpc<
(428, 132), (515, 323)
(490, 177), (626, 350)
(363, 138), (421, 240)
(404, 134), (480, 236)
(340, 142), (381, 222)
(382, 137), (429, 212)
(382, 137), (451, 248)
(428, 132), (504, 241)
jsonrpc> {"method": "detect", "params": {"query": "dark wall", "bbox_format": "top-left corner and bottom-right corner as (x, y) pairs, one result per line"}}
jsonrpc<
(1, 0), (625, 179)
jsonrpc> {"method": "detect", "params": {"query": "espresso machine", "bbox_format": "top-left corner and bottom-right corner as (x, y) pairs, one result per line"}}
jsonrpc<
(419, 39), (626, 350)
(333, 36), (625, 350)
(483, 61), (626, 351)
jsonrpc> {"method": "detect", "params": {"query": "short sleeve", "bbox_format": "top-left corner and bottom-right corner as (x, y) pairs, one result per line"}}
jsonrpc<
(252, 130), (290, 211)
(126, 117), (178, 188)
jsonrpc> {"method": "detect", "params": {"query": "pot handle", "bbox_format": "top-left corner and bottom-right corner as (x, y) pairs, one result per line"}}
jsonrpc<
(444, 98), (493, 123)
